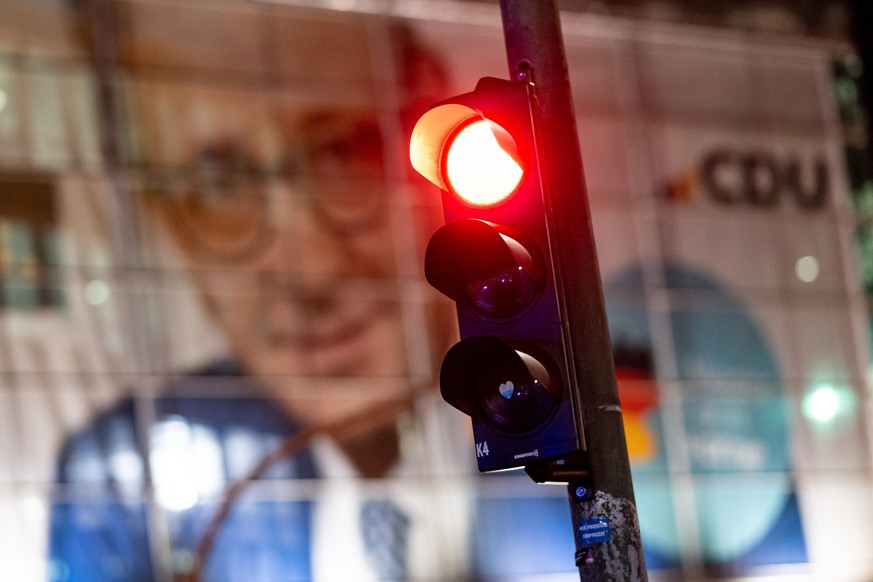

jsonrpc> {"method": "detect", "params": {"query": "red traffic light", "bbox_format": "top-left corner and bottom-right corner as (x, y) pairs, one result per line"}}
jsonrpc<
(411, 77), (583, 473)
(444, 119), (523, 206)
(410, 104), (523, 207)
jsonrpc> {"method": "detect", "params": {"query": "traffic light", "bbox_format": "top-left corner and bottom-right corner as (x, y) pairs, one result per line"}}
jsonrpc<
(410, 77), (584, 474)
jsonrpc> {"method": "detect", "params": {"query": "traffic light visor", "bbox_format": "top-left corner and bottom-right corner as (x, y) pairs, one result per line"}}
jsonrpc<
(410, 104), (523, 206)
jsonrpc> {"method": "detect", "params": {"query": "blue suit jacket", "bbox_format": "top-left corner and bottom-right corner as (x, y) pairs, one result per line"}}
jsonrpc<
(49, 360), (318, 582)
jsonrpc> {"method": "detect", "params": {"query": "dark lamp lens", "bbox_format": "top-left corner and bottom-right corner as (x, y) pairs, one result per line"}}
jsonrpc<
(465, 265), (539, 320)
(476, 365), (557, 433)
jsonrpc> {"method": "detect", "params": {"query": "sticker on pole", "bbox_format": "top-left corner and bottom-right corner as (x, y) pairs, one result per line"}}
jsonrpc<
(577, 517), (611, 547)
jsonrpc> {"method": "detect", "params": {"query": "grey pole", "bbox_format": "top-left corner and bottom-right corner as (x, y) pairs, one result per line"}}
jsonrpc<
(497, 1), (648, 580)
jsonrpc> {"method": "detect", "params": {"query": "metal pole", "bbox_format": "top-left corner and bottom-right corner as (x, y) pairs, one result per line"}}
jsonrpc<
(497, 2), (647, 580)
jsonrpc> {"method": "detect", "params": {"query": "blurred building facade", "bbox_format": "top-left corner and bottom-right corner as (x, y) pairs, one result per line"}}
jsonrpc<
(0, 0), (871, 581)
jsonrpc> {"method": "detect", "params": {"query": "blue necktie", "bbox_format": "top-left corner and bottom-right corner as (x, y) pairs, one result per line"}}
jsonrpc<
(359, 499), (410, 580)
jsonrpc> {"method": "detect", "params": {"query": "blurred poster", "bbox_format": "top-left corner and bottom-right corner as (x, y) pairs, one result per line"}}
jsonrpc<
(607, 264), (807, 572)
(0, 2), (866, 580)
(598, 37), (851, 573)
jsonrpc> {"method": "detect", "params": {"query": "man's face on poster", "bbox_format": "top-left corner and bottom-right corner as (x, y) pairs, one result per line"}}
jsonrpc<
(139, 84), (408, 380)
(126, 59), (419, 428)
(110, 3), (455, 429)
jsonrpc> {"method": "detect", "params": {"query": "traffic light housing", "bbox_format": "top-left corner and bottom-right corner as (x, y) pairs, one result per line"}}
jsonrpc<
(411, 77), (584, 473)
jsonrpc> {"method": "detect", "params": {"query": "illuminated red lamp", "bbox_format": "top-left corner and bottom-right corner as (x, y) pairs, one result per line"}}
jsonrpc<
(410, 104), (524, 207)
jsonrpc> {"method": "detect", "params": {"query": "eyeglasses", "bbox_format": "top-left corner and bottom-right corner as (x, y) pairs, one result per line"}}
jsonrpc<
(142, 116), (390, 263)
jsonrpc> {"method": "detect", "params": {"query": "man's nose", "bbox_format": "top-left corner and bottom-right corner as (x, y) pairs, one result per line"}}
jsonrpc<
(282, 187), (394, 281)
